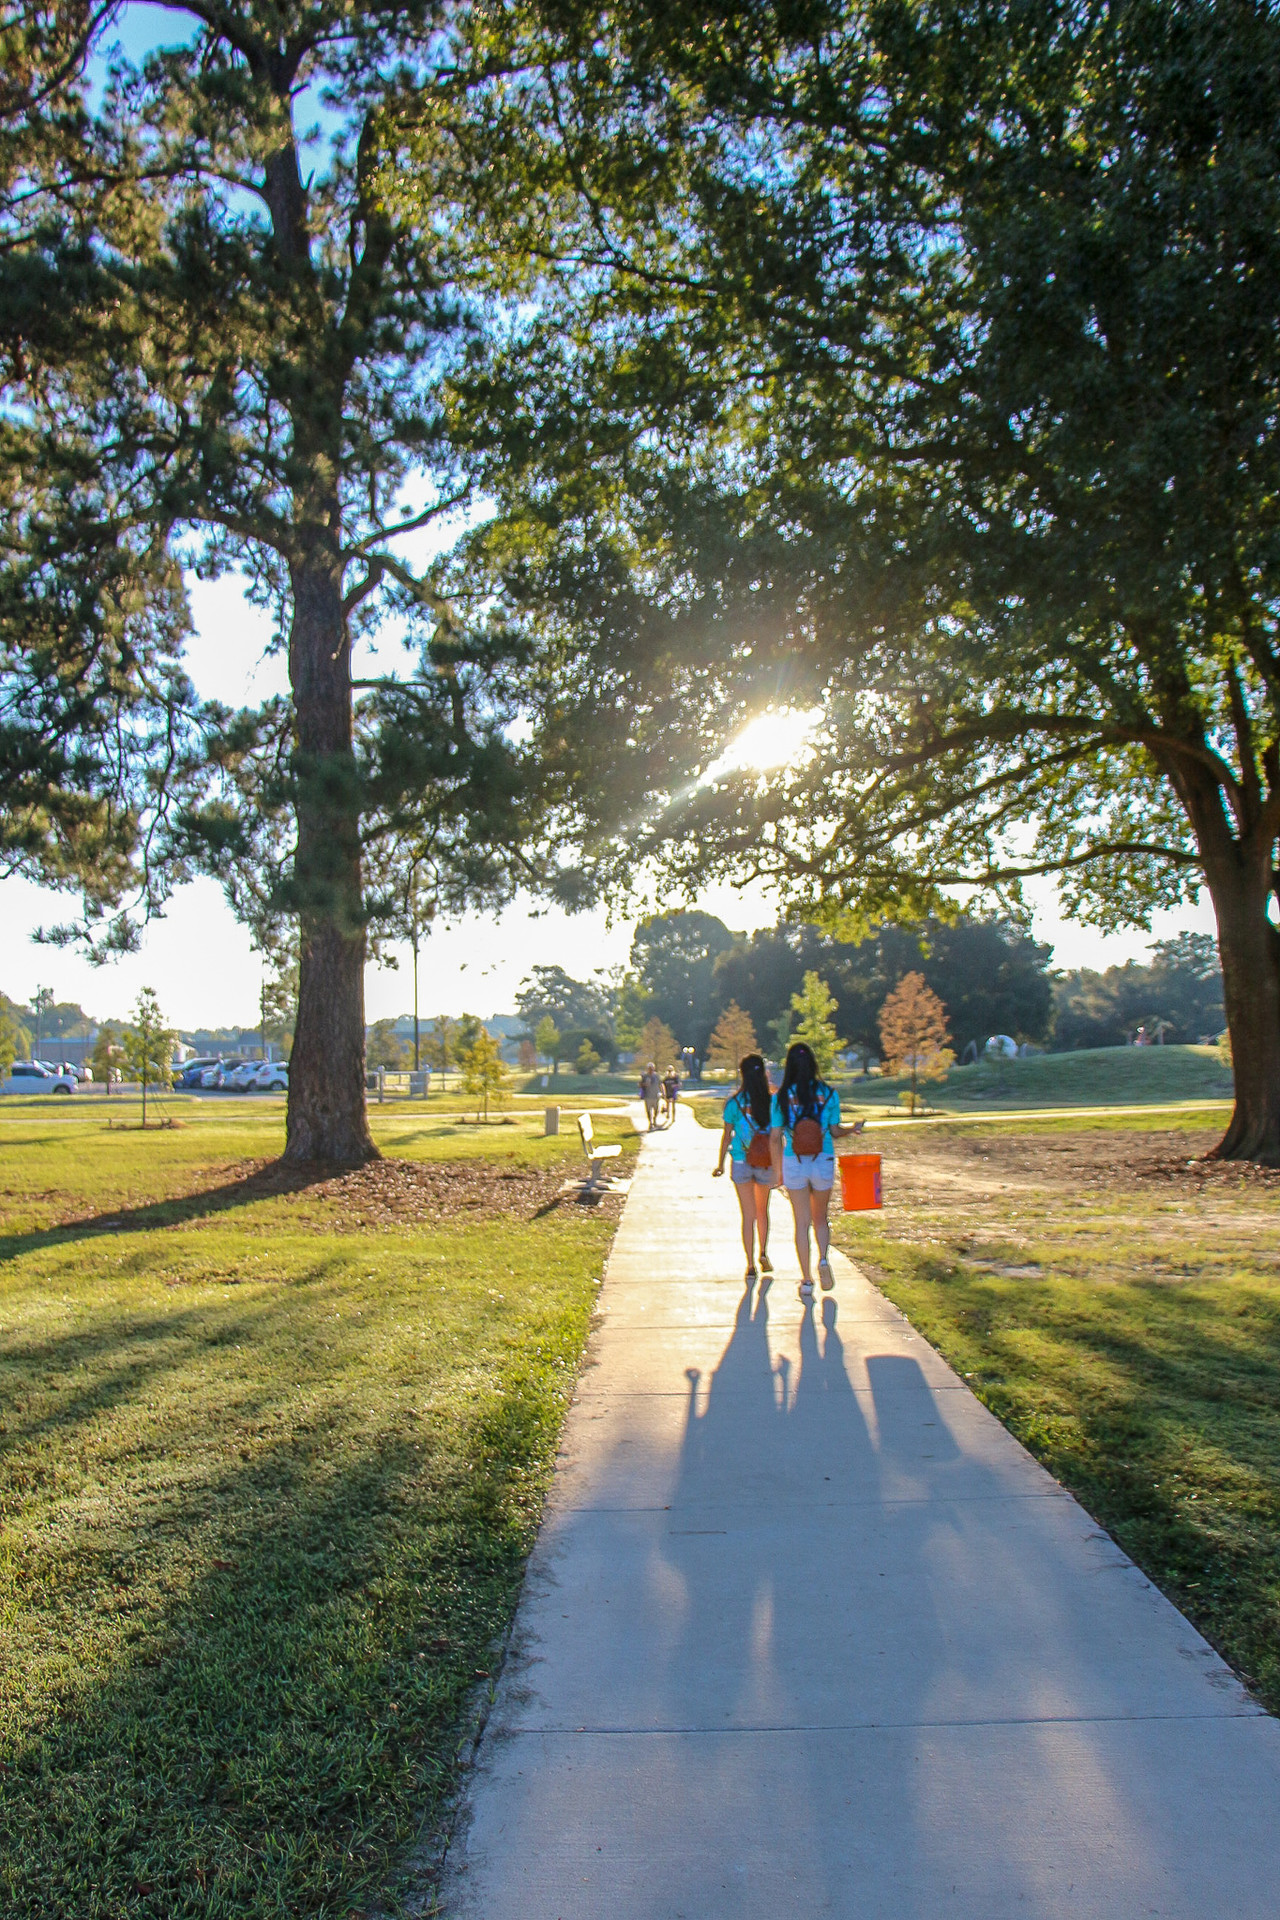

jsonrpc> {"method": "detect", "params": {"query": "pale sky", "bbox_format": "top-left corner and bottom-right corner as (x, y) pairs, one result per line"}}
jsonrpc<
(2, 576), (1217, 1032)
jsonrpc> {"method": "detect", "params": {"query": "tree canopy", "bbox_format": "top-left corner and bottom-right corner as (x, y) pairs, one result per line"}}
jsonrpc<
(438, 0), (1280, 1159)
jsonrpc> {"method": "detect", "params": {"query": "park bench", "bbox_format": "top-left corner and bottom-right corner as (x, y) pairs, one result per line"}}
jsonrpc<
(578, 1111), (622, 1188)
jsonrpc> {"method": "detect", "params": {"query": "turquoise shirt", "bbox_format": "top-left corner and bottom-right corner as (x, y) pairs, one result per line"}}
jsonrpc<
(723, 1090), (770, 1164)
(771, 1084), (840, 1157)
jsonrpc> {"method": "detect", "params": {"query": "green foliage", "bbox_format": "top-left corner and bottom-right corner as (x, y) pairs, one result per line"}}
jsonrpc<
(534, 1015), (561, 1068)
(446, 0), (1280, 1155)
(630, 912), (735, 1056)
(789, 971), (841, 1077)
(0, 992), (33, 1064)
(575, 1039), (602, 1075)
(612, 972), (652, 1051)
(516, 967), (612, 1038)
(367, 1019), (410, 1071)
(1052, 934), (1225, 1051)
(0, 1007), (20, 1080)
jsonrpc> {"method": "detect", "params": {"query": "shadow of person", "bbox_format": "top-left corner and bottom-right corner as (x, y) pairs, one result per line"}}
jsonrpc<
(638, 1286), (944, 1914)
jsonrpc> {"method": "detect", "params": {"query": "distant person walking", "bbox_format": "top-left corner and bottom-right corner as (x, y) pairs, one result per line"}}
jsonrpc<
(771, 1041), (864, 1297)
(713, 1051), (776, 1283)
(662, 1066), (681, 1122)
(639, 1062), (662, 1130)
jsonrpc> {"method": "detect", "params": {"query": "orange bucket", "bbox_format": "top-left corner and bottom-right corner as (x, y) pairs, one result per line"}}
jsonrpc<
(840, 1152), (882, 1211)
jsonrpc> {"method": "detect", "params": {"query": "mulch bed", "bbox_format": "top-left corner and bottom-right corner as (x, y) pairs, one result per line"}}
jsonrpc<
(220, 1154), (619, 1226)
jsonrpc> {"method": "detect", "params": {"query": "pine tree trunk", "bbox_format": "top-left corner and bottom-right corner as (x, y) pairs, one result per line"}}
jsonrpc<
(1203, 856), (1280, 1163)
(283, 531), (378, 1166)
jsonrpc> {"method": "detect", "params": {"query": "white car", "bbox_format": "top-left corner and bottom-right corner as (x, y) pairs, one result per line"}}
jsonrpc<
(2, 1060), (76, 1095)
(250, 1060), (289, 1092)
(222, 1059), (265, 1091)
(199, 1060), (233, 1088)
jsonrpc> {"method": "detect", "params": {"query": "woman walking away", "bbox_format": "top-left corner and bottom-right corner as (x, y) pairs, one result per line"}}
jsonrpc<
(639, 1062), (662, 1130)
(713, 1052), (776, 1284)
(771, 1041), (864, 1298)
(662, 1065), (681, 1122)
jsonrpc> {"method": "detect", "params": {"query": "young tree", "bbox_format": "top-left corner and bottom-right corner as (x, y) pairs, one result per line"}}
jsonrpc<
(517, 1036), (538, 1072)
(90, 1022), (123, 1093)
(707, 1000), (758, 1072)
(575, 1038), (602, 1075)
(879, 975), (954, 1117)
(123, 988), (175, 1126)
(534, 1015), (562, 1075)
(789, 973), (841, 1078)
(637, 1015), (677, 1071)
(459, 1027), (506, 1121)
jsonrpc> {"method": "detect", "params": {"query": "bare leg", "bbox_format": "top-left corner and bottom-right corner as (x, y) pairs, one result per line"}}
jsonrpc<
(734, 1181), (757, 1269)
(812, 1186), (832, 1264)
(754, 1183), (771, 1265)
(788, 1185), (814, 1285)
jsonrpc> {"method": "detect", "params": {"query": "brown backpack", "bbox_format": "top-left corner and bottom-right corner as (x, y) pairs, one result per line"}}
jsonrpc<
(791, 1114), (824, 1158)
(745, 1130), (773, 1169)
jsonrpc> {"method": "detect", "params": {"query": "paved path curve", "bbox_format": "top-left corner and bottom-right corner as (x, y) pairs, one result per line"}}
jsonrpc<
(440, 1105), (1280, 1918)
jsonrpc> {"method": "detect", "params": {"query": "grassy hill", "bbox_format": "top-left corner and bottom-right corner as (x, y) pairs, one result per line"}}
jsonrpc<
(848, 1043), (1233, 1114)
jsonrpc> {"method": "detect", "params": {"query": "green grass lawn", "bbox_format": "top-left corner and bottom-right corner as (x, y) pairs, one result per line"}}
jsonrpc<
(831, 1112), (1280, 1711)
(687, 1043), (1233, 1124)
(0, 1108), (636, 1918)
(851, 1042), (1233, 1114)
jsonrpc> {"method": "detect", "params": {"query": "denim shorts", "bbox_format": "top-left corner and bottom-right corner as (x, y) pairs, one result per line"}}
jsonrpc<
(782, 1153), (835, 1193)
(731, 1160), (775, 1187)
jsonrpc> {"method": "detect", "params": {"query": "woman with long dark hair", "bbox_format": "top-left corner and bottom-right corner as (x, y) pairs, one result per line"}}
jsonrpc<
(713, 1051), (776, 1283)
(771, 1041), (863, 1296)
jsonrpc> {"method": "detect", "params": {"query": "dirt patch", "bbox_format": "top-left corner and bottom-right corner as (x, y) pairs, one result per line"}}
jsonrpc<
(222, 1155), (621, 1227)
(875, 1125), (1274, 1198)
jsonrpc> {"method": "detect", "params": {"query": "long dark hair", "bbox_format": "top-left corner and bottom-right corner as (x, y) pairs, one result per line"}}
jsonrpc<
(737, 1052), (771, 1131)
(779, 1041), (828, 1122)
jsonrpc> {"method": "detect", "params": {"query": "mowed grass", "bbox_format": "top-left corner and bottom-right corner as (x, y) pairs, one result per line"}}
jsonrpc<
(831, 1112), (1280, 1709)
(0, 1108), (636, 1918)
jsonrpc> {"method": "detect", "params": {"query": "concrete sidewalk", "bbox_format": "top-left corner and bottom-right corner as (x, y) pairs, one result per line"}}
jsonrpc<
(440, 1106), (1280, 1917)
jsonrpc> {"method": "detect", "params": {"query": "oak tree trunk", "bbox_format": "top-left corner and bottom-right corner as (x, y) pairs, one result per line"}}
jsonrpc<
(283, 529), (378, 1165)
(1203, 855), (1280, 1164)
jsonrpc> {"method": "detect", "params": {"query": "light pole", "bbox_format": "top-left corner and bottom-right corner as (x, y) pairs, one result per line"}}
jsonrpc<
(32, 986), (54, 1062)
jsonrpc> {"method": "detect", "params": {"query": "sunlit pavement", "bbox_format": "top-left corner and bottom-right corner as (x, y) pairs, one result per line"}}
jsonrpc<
(438, 1106), (1280, 1919)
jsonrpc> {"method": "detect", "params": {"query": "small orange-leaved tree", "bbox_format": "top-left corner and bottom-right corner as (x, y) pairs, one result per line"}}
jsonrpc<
(707, 1000), (758, 1071)
(878, 972), (954, 1115)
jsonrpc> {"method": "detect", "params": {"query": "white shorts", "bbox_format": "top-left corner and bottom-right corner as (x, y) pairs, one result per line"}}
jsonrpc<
(782, 1153), (835, 1193)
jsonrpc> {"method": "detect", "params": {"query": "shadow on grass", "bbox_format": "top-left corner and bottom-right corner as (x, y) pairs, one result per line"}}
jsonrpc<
(0, 1160), (344, 1266)
(0, 1312), (565, 1920)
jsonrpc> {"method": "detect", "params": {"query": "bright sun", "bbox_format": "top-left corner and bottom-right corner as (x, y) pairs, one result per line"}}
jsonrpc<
(709, 707), (821, 778)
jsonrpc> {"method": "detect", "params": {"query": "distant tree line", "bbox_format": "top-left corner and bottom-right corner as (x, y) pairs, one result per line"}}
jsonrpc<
(512, 914), (1225, 1072)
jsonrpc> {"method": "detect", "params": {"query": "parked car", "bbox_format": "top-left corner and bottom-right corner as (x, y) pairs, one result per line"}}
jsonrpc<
(177, 1056), (222, 1089)
(2, 1060), (76, 1096)
(250, 1060), (289, 1092)
(199, 1060), (231, 1088)
(221, 1059), (265, 1091)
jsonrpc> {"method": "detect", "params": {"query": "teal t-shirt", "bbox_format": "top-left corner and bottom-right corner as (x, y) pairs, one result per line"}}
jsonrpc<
(771, 1084), (840, 1158)
(723, 1090), (770, 1164)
